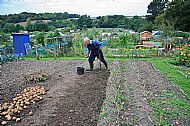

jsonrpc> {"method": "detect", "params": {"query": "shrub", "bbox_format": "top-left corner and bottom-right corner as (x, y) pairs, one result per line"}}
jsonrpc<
(175, 44), (190, 67)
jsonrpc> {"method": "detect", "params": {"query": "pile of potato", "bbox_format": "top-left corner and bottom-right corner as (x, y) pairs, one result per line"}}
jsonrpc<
(0, 86), (46, 125)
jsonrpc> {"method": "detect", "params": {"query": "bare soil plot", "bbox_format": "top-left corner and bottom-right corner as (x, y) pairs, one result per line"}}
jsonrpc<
(0, 60), (109, 126)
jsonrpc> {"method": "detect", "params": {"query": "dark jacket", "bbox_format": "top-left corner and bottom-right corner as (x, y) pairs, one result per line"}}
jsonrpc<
(86, 40), (103, 55)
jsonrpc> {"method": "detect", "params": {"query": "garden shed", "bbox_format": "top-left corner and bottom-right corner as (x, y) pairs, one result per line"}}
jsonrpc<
(11, 33), (30, 56)
(140, 31), (152, 41)
(135, 31), (154, 49)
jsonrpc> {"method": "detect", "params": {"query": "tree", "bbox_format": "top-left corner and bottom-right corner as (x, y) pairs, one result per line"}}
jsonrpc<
(15, 24), (24, 32)
(47, 25), (56, 31)
(77, 15), (92, 28)
(2, 23), (16, 33)
(155, 13), (175, 39)
(128, 16), (145, 32)
(26, 18), (32, 25)
(25, 18), (33, 32)
(147, 0), (169, 22)
(36, 32), (45, 46)
(33, 21), (48, 32)
(164, 0), (190, 31)
(0, 32), (10, 46)
(138, 21), (154, 32)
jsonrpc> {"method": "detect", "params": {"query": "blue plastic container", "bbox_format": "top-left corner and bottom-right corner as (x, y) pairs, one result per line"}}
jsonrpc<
(12, 33), (30, 56)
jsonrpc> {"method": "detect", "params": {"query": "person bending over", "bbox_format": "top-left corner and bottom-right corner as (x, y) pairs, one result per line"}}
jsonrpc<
(83, 37), (108, 71)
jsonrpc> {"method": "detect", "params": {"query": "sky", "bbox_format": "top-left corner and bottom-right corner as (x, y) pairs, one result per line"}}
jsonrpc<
(0, 0), (152, 17)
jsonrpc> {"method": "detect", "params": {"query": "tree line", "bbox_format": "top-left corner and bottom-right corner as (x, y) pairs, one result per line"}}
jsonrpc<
(0, 0), (189, 33)
(0, 13), (149, 33)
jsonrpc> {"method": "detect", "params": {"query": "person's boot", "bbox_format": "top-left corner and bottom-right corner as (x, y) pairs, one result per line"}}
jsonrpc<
(104, 62), (110, 71)
(104, 62), (108, 69)
(86, 63), (93, 71)
(90, 63), (93, 70)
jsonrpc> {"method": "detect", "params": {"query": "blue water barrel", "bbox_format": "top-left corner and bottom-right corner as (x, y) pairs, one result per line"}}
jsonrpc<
(12, 33), (30, 56)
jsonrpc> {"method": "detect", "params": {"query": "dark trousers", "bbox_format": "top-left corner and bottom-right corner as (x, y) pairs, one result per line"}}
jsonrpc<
(88, 50), (107, 69)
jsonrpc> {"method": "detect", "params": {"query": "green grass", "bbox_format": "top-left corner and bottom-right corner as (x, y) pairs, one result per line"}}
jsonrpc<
(146, 57), (190, 98)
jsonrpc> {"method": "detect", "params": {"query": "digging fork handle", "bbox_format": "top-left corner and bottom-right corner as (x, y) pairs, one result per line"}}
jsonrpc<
(99, 51), (101, 69)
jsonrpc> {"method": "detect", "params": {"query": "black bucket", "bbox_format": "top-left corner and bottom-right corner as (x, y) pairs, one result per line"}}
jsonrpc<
(77, 67), (85, 75)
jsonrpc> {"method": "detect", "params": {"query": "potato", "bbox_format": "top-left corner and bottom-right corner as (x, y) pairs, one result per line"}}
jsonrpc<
(12, 117), (17, 120)
(13, 97), (18, 101)
(28, 111), (33, 116)
(18, 107), (23, 111)
(25, 102), (30, 105)
(7, 116), (12, 120)
(17, 94), (21, 96)
(1, 121), (7, 125)
(14, 109), (18, 114)
(2, 111), (8, 115)
(33, 94), (37, 98)
(23, 89), (27, 92)
(5, 114), (11, 118)
(18, 96), (22, 99)
(24, 99), (29, 102)
(8, 105), (14, 109)
(3, 106), (8, 110)
(16, 118), (21, 122)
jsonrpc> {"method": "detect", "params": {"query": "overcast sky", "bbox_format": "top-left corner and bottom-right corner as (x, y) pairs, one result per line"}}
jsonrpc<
(0, 0), (152, 16)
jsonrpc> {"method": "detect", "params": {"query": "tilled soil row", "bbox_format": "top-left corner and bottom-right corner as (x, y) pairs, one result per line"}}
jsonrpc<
(98, 60), (190, 126)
